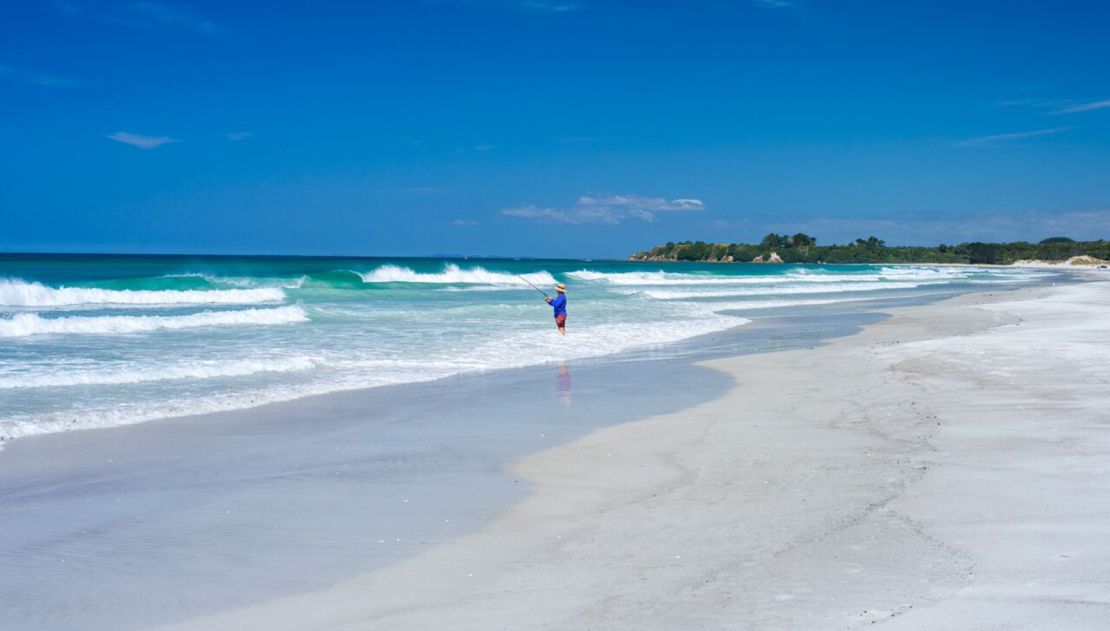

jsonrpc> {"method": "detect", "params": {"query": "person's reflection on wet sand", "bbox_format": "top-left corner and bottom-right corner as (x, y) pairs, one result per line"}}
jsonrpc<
(557, 362), (572, 406)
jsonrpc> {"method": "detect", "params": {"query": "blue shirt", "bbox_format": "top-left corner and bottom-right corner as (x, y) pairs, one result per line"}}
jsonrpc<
(549, 293), (566, 317)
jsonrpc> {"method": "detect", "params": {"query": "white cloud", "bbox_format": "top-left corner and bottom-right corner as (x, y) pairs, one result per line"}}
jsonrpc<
(503, 194), (705, 224)
(450, 218), (479, 226)
(955, 127), (1070, 148)
(574, 195), (704, 211)
(106, 131), (179, 149)
(1052, 99), (1110, 115)
(502, 205), (583, 223)
(226, 131), (252, 141)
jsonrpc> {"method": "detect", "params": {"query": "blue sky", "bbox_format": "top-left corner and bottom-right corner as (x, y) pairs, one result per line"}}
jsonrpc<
(2, 0), (1109, 257)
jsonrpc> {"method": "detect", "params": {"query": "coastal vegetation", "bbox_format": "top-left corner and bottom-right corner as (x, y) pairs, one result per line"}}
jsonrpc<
(630, 234), (1110, 265)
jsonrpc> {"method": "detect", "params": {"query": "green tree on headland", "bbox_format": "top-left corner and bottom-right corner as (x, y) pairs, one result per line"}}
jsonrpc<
(630, 235), (1110, 265)
(792, 233), (816, 249)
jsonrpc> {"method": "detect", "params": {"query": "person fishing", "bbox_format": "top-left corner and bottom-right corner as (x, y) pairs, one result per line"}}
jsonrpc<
(546, 282), (567, 335)
(517, 276), (568, 335)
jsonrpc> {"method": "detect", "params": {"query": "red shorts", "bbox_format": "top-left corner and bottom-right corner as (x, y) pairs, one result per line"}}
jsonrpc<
(555, 314), (567, 328)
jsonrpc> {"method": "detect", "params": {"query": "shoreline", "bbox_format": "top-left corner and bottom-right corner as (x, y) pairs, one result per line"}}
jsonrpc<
(2, 259), (1074, 448)
(3, 284), (915, 629)
(161, 278), (1110, 630)
(0, 277), (984, 449)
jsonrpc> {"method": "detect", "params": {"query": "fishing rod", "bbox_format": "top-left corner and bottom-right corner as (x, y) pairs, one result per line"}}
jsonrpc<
(517, 274), (550, 299)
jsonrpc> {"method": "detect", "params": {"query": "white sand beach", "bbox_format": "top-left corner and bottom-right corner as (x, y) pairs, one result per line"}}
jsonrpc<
(157, 278), (1110, 630)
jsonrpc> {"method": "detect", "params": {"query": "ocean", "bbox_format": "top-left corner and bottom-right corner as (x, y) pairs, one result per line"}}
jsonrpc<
(0, 254), (1050, 444)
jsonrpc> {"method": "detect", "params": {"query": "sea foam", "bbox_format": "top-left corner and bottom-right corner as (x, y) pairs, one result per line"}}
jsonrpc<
(0, 258), (1048, 447)
(359, 264), (556, 286)
(634, 281), (926, 300)
(567, 268), (972, 286)
(0, 279), (286, 308)
(0, 306), (308, 338)
(0, 312), (753, 442)
(0, 356), (322, 389)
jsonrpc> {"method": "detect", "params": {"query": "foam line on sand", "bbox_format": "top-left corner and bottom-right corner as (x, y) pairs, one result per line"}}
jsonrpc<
(161, 279), (1110, 631)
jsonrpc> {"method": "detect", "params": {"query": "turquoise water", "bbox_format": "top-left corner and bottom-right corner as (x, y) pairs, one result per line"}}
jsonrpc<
(0, 254), (1048, 442)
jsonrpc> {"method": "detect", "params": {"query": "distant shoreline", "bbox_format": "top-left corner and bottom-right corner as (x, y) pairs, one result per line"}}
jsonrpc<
(629, 257), (1110, 269)
(631, 234), (1110, 266)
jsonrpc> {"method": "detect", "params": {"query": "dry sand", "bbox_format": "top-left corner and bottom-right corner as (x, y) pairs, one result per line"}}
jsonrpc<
(163, 279), (1110, 630)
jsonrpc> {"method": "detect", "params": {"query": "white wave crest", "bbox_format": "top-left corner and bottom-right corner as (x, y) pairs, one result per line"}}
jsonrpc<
(359, 264), (556, 286)
(160, 273), (309, 289)
(0, 356), (323, 389)
(566, 269), (886, 286)
(0, 306), (308, 338)
(876, 266), (971, 280)
(626, 281), (924, 300)
(567, 267), (1007, 286)
(0, 279), (285, 308)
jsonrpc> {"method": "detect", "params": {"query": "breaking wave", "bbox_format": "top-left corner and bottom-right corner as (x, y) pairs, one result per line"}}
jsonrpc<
(358, 264), (556, 286)
(566, 267), (977, 286)
(633, 281), (925, 300)
(0, 306), (308, 338)
(0, 279), (285, 308)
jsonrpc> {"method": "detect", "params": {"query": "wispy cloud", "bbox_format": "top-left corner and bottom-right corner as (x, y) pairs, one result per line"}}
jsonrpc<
(0, 63), (79, 87)
(955, 127), (1070, 148)
(995, 97), (1067, 110)
(56, 1), (219, 35)
(226, 131), (252, 141)
(503, 194), (705, 224)
(1000, 96), (1110, 116)
(449, 218), (479, 226)
(106, 131), (179, 149)
(1052, 99), (1110, 115)
(424, 0), (581, 13)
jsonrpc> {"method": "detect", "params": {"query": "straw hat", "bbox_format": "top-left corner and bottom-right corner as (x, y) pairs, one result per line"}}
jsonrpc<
(555, 283), (566, 292)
